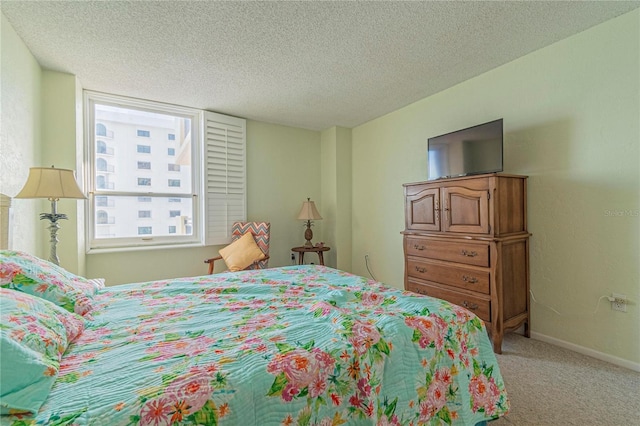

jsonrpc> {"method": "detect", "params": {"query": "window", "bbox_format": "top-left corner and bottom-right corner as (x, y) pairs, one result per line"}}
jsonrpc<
(96, 196), (108, 207)
(97, 210), (108, 224)
(96, 123), (107, 136)
(97, 158), (108, 171)
(97, 141), (107, 153)
(168, 133), (176, 141)
(137, 130), (150, 137)
(96, 175), (106, 189)
(168, 226), (176, 234)
(86, 91), (245, 251)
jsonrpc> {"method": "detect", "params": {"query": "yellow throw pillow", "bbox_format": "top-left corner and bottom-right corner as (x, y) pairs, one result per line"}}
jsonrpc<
(219, 232), (266, 272)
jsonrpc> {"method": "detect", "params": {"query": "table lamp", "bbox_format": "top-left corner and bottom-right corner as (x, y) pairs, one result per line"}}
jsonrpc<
(15, 166), (86, 265)
(297, 197), (322, 247)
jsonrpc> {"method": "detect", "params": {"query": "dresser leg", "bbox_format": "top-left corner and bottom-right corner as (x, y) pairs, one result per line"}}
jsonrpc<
(492, 333), (503, 354)
(524, 318), (531, 338)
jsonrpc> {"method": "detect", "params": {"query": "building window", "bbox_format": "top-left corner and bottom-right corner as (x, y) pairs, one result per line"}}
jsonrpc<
(96, 196), (108, 207)
(97, 210), (108, 224)
(86, 91), (245, 251)
(96, 175), (107, 189)
(137, 130), (150, 137)
(138, 210), (152, 218)
(138, 226), (152, 235)
(138, 161), (151, 170)
(96, 123), (107, 136)
(168, 226), (176, 234)
(97, 140), (107, 153)
(168, 133), (175, 141)
(168, 163), (181, 172)
(96, 158), (108, 172)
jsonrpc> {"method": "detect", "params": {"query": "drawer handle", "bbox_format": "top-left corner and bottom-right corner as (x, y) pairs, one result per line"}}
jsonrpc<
(415, 266), (427, 274)
(461, 250), (478, 257)
(462, 275), (478, 284)
(462, 301), (479, 310)
(413, 244), (425, 251)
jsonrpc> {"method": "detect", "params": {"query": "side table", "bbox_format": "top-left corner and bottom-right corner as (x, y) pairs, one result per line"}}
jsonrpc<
(291, 246), (330, 266)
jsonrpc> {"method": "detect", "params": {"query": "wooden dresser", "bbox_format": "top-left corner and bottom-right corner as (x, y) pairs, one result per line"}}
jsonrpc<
(402, 173), (530, 353)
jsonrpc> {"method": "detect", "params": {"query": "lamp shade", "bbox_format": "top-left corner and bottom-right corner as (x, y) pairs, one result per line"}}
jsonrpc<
(15, 167), (86, 200)
(297, 198), (322, 221)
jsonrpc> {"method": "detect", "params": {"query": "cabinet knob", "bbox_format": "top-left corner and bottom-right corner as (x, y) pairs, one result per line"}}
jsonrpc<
(461, 250), (478, 257)
(462, 275), (478, 284)
(413, 244), (425, 251)
(415, 266), (427, 274)
(462, 301), (479, 310)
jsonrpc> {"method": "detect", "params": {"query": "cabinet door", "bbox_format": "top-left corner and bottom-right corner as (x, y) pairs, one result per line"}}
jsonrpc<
(405, 187), (440, 231)
(442, 186), (490, 234)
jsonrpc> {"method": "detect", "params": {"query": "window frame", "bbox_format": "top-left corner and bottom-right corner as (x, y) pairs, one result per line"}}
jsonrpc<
(85, 91), (203, 251)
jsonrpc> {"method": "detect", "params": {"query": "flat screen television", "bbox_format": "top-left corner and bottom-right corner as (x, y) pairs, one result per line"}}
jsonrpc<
(427, 119), (503, 180)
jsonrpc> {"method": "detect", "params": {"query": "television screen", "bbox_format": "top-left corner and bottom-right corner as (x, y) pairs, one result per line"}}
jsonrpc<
(427, 119), (503, 180)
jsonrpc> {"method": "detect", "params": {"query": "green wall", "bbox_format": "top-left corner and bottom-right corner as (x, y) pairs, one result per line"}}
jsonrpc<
(0, 13), (42, 254)
(351, 10), (639, 366)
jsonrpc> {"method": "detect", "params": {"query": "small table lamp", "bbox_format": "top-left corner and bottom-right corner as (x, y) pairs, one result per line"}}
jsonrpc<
(297, 197), (322, 247)
(15, 166), (86, 265)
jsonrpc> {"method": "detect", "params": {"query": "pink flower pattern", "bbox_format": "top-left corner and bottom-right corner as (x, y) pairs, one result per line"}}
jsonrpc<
(2, 265), (508, 425)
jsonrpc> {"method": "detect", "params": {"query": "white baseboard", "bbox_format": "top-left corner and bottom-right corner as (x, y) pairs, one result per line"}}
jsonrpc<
(531, 331), (640, 372)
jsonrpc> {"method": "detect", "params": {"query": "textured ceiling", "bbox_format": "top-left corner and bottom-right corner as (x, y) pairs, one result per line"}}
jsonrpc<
(2, 1), (639, 131)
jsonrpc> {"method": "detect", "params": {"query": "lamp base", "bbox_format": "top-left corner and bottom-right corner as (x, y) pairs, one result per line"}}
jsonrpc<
(304, 221), (314, 247)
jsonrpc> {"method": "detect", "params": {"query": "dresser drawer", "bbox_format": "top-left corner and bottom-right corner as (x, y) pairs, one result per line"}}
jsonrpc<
(407, 258), (490, 294)
(405, 237), (490, 267)
(406, 279), (490, 322)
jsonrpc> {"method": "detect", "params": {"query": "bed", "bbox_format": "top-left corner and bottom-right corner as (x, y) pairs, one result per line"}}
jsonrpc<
(1, 251), (509, 425)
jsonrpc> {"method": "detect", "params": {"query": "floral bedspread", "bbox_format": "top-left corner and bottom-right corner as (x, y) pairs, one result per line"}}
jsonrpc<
(2, 265), (508, 426)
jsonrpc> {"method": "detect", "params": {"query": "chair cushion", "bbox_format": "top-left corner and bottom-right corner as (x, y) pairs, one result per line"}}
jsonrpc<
(219, 232), (266, 272)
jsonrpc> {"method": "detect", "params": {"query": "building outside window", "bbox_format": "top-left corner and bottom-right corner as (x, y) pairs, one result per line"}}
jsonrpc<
(138, 227), (152, 235)
(85, 90), (246, 251)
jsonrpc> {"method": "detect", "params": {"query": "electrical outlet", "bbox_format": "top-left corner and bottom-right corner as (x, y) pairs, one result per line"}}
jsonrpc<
(611, 293), (627, 312)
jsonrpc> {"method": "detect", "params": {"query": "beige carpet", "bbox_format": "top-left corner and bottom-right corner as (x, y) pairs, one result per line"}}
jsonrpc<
(491, 334), (640, 425)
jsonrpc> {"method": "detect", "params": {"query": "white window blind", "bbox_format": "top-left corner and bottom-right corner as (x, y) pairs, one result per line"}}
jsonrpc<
(204, 111), (246, 245)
